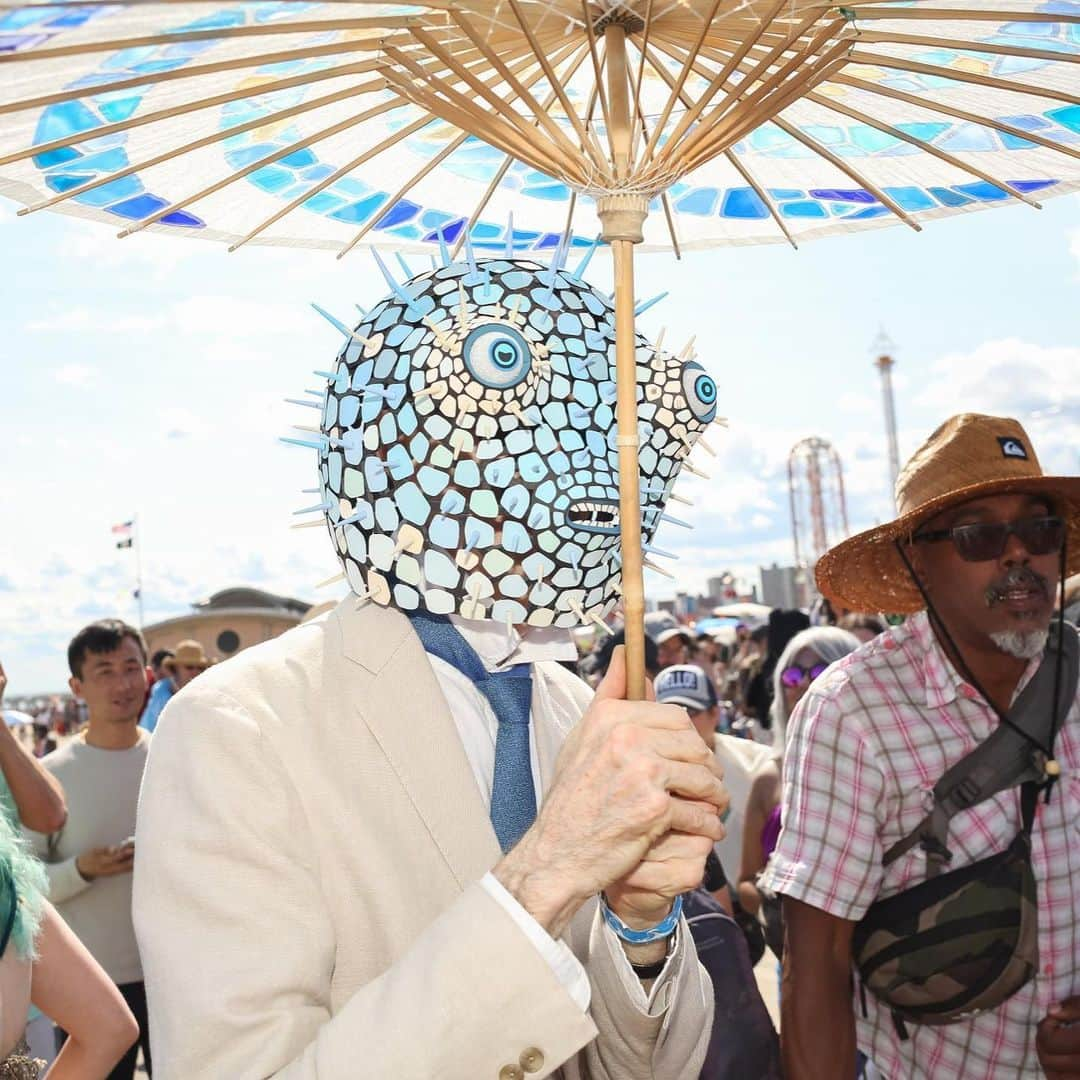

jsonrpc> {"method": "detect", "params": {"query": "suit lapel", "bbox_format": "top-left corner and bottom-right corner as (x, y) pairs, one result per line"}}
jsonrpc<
(337, 600), (502, 888)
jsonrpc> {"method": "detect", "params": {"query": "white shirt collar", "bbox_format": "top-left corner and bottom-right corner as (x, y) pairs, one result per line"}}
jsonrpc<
(448, 615), (578, 672)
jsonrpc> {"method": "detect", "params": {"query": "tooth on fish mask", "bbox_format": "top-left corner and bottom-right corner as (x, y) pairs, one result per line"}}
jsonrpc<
(298, 251), (718, 629)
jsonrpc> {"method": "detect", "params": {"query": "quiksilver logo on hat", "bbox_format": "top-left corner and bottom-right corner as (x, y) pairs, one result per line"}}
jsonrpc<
(997, 436), (1028, 460)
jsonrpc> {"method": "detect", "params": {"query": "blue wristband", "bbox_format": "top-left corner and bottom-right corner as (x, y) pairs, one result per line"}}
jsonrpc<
(600, 894), (683, 944)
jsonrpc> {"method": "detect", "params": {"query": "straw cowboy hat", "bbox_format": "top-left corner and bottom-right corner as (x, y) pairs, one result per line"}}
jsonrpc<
(163, 640), (212, 671)
(816, 414), (1080, 614)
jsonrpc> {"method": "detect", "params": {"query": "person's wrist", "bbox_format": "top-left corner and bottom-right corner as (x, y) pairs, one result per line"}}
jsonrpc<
(603, 886), (675, 930)
(75, 855), (95, 882)
(492, 830), (588, 939)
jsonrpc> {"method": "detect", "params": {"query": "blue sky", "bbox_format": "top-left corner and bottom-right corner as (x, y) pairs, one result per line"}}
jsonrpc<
(2, 193), (1078, 693)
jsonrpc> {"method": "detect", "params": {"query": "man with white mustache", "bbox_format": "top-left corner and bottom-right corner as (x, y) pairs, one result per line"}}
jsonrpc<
(761, 414), (1080, 1080)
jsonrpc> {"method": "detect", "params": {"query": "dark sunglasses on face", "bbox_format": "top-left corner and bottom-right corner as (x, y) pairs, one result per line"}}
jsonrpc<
(781, 662), (829, 688)
(913, 515), (1065, 563)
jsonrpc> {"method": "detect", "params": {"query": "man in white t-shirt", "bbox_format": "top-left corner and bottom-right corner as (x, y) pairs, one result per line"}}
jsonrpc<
(27, 620), (153, 1079)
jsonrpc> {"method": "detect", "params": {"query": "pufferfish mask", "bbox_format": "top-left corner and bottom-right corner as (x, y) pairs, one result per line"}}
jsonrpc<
(292, 250), (718, 630)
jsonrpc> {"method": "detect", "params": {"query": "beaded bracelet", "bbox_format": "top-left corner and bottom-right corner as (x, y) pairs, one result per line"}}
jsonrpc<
(599, 894), (683, 945)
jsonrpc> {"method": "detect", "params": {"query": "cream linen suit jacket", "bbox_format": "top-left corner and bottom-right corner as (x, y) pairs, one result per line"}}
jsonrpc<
(133, 598), (713, 1079)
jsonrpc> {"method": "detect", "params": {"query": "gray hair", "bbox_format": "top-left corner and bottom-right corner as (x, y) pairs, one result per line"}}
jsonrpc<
(770, 626), (862, 749)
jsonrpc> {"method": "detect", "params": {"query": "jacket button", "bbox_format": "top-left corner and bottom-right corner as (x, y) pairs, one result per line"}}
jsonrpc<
(520, 1047), (545, 1073)
(498, 1066), (524, 1080)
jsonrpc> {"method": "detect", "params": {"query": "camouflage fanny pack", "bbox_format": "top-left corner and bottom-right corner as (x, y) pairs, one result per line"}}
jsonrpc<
(852, 624), (1078, 1038)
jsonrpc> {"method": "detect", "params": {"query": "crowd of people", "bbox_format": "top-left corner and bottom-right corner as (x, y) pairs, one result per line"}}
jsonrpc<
(0, 413), (1077, 1079)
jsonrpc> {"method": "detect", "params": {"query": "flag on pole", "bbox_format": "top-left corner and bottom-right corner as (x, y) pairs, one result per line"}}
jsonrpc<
(113, 519), (134, 549)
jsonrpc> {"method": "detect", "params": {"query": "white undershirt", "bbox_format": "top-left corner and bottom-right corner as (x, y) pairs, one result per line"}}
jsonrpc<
(427, 615), (678, 1014)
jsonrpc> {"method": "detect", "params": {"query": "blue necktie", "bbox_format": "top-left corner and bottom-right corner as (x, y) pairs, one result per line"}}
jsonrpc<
(408, 610), (537, 853)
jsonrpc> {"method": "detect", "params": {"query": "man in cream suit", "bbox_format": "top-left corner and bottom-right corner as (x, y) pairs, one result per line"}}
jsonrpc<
(134, 597), (726, 1078)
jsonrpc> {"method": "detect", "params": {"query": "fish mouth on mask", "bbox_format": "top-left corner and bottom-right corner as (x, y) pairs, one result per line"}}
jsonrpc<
(568, 499), (621, 536)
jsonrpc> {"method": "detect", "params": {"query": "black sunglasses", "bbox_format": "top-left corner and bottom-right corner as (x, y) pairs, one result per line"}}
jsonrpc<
(913, 515), (1065, 563)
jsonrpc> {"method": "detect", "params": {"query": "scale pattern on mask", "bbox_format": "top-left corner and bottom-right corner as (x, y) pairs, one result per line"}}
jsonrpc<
(306, 255), (717, 628)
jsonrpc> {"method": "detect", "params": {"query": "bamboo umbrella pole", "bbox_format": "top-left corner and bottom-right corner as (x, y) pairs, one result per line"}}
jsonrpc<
(599, 20), (649, 700)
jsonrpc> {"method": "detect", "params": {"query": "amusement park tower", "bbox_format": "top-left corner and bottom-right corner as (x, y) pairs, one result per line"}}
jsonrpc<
(788, 437), (850, 573)
(874, 331), (901, 510)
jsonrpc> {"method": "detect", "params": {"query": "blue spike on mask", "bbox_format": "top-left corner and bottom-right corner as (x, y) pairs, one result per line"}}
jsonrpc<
(641, 542), (678, 560)
(370, 247), (425, 317)
(573, 236), (601, 279)
(312, 369), (348, 393)
(311, 302), (362, 342)
(634, 292), (669, 317)
(438, 230), (452, 269)
(285, 397), (322, 410)
(504, 213), (515, 259)
(294, 500), (333, 515)
(395, 252), (414, 279)
(280, 435), (329, 451)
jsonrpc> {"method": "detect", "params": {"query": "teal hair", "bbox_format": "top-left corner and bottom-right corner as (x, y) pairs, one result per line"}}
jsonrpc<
(0, 819), (46, 961)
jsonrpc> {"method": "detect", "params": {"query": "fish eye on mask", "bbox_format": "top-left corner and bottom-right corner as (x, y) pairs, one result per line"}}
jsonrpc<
(462, 324), (532, 389)
(681, 362), (717, 423)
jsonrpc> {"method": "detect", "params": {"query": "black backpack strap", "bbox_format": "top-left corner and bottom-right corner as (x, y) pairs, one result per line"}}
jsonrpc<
(882, 624), (1078, 874)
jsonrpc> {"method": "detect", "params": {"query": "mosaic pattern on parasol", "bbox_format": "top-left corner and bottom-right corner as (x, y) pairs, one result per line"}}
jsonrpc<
(1, 1), (1078, 250)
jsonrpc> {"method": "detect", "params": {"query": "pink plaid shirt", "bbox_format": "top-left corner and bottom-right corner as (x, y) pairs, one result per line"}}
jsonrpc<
(761, 611), (1080, 1079)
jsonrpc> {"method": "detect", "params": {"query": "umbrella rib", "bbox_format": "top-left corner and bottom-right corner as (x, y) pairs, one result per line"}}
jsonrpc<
(234, 114), (442, 254)
(852, 29), (1080, 66)
(848, 48), (1080, 107)
(113, 100), (408, 238)
(0, 38), (394, 118)
(683, 48), (849, 172)
(645, 0), (791, 165)
(324, 130), (473, 256)
(770, 114), (922, 231)
(382, 46), (581, 181)
(830, 72), (1080, 162)
(406, 27), (556, 151)
(805, 89), (1044, 208)
(627, 0), (655, 171)
(0, 58), (378, 169)
(832, 7), (1080, 25)
(661, 12), (841, 166)
(333, 40), (586, 259)
(380, 63), (571, 181)
(18, 76), (391, 218)
(641, 0), (727, 162)
(632, 32), (795, 249)
(447, 42), (594, 259)
(580, 0), (614, 169)
(723, 149), (799, 248)
(505, 0), (609, 175)
(666, 23), (850, 169)
(450, 10), (595, 175)
(0, 15), (425, 65)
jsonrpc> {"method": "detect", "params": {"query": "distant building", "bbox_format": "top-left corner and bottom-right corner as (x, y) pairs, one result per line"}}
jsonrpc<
(760, 563), (813, 611)
(143, 587), (312, 665)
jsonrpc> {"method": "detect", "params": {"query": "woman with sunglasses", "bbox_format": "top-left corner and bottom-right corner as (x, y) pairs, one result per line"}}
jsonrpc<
(736, 626), (861, 949)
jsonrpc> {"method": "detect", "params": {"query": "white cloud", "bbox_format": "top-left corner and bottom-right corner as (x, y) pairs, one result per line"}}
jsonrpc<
(53, 362), (97, 386)
(161, 408), (208, 441)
